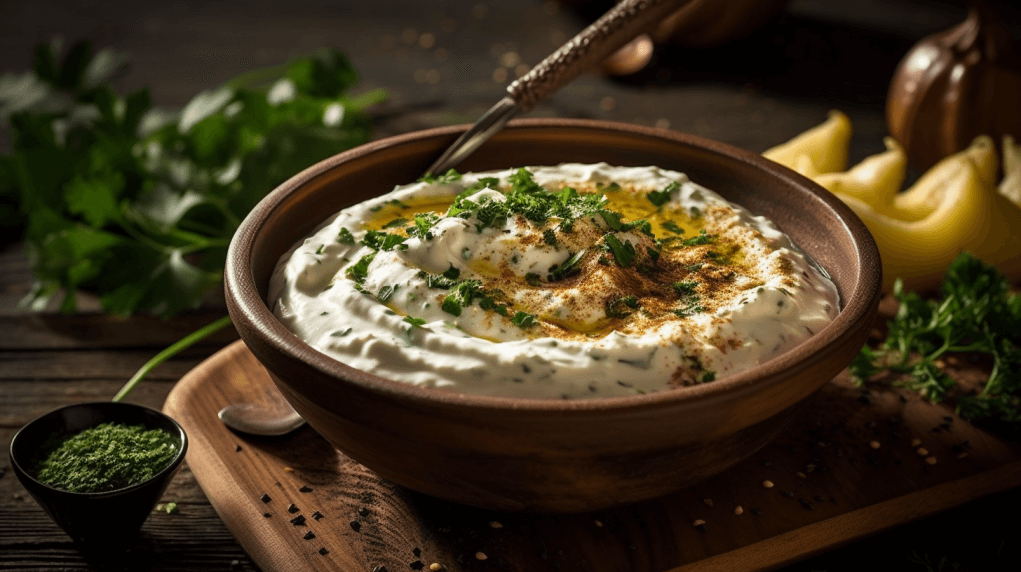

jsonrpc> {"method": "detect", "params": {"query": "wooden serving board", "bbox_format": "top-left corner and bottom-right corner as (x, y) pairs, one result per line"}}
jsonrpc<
(164, 340), (1021, 572)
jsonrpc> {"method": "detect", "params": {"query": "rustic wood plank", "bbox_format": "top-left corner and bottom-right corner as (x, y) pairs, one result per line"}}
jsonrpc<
(164, 341), (1021, 572)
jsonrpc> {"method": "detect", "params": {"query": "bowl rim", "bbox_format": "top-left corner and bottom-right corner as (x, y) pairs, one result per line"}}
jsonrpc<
(225, 117), (882, 413)
(8, 401), (189, 498)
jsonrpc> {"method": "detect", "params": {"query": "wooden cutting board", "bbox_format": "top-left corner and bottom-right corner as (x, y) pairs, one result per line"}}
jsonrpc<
(164, 340), (1021, 572)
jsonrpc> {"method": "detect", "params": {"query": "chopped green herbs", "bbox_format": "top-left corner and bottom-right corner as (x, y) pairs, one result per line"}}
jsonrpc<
(377, 284), (399, 302)
(646, 182), (680, 207)
(849, 252), (1021, 422)
(604, 234), (636, 267)
(674, 301), (706, 317)
(403, 316), (426, 328)
(525, 273), (541, 287)
(606, 295), (640, 318)
(661, 220), (684, 234)
(547, 250), (586, 282)
(511, 311), (538, 329)
(362, 230), (407, 251)
(330, 328), (353, 337)
(337, 227), (355, 244)
(681, 230), (714, 246)
(382, 217), (409, 229)
(418, 169), (462, 184)
(543, 228), (558, 246)
(35, 422), (178, 493)
(345, 253), (375, 283)
(441, 280), (482, 317)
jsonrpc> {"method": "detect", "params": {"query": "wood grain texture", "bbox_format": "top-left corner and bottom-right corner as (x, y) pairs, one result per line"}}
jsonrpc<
(165, 340), (1021, 572)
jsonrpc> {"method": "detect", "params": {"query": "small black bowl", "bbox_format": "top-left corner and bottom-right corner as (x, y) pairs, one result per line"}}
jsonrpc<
(8, 402), (188, 547)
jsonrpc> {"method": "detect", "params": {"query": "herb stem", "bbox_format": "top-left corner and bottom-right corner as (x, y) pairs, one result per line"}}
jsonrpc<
(112, 315), (234, 402)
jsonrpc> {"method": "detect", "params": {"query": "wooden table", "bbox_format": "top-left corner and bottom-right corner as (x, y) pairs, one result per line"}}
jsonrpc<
(2, 1), (1020, 570)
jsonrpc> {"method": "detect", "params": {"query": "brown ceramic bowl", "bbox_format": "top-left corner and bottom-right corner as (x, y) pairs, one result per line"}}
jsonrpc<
(224, 118), (881, 513)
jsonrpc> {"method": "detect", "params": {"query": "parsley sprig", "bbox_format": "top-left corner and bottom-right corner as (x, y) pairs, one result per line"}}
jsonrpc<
(849, 253), (1021, 422)
(2, 40), (385, 317)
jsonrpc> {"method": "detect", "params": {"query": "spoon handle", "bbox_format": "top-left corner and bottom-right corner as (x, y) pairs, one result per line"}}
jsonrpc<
(508, 0), (690, 112)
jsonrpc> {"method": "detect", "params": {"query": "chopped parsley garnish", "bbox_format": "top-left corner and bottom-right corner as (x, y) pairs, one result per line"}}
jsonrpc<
(672, 281), (698, 296)
(419, 168), (463, 184)
(362, 230), (407, 251)
(382, 217), (409, 229)
(403, 316), (426, 328)
(525, 273), (541, 287)
(330, 328), (353, 337)
(597, 211), (653, 236)
(681, 230), (714, 246)
(661, 220), (684, 234)
(606, 295), (640, 318)
(511, 311), (538, 329)
(345, 253), (376, 283)
(604, 234), (636, 267)
(377, 284), (399, 302)
(674, 301), (706, 317)
(646, 182), (680, 207)
(702, 371), (717, 383)
(543, 228), (557, 246)
(406, 212), (441, 240)
(442, 265), (460, 280)
(337, 227), (355, 244)
(315, 244), (325, 255)
(441, 279), (482, 317)
(547, 249), (587, 282)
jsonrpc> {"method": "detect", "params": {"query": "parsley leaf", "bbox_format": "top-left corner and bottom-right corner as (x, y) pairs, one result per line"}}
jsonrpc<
(850, 252), (1021, 422)
(3, 41), (385, 317)
(681, 230), (714, 246)
(511, 311), (538, 329)
(337, 227), (355, 244)
(418, 169), (462, 184)
(603, 234), (636, 267)
(606, 295), (639, 318)
(646, 182), (679, 207)
(661, 220), (684, 234)
(362, 230), (407, 251)
(547, 249), (587, 282)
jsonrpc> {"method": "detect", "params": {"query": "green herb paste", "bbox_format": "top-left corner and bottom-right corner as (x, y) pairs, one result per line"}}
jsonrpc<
(35, 422), (178, 493)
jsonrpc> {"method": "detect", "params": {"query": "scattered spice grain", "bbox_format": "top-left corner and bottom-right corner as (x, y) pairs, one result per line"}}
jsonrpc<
(489, 521), (503, 528)
(796, 472), (807, 478)
(475, 552), (488, 561)
(287, 503), (300, 513)
(703, 498), (714, 507)
(926, 456), (937, 465)
(869, 440), (881, 449)
(917, 448), (929, 456)
(734, 506), (744, 515)
(692, 519), (705, 526)
(762, 480), (774, 488)
(290, 515), (306, 526)
(594, 519), (603, 527)
(312, 511), (324, 521)
(350, 520), (361, 532)
(261, 493), (271, 503)
(299, 485), (313, 493)
(303, 531), (316, 540)
(284, 467), (294, 472)
(319, 547), (329, 555)
(911, 438), (922, 447)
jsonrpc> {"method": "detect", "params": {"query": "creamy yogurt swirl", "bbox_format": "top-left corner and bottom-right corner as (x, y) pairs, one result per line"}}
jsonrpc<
(269, 163), (839, 399)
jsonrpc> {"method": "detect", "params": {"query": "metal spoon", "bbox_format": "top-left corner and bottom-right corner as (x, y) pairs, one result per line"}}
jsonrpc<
(219, 0), (690, 436)
(424, 0), (691, 177)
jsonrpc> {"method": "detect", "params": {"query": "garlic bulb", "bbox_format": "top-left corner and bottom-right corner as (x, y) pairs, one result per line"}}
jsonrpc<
(886, 0), (1021, 171)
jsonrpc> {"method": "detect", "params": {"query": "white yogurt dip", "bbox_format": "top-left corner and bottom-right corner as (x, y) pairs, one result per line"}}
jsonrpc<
(268, 163), (839, 399)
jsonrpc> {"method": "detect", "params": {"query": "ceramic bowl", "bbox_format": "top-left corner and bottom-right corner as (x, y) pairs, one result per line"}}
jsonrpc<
(224, 118), (882, 513)
(9, 402), (188, 546)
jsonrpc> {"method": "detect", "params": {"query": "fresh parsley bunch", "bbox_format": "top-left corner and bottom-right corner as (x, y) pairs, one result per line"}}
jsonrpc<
(0, 40), (385, 317)
(850, 252), (1021, 422)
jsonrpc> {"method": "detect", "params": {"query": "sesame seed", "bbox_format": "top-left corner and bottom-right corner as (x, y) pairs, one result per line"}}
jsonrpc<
(703, 498), (714, 507)
(299, 485), (313, 493)
(926, 456), (937, 465)
(869, 440), (881, 449)
(263, 512), (272, 518)
(489, 521), (503, 528)
(303, 531), (316, 540)
(430, 564), (442, 571)
(319, 547), (329, 555)
(284, 467), (294, 473)
(911, 438), (922, 447)
(796, 472), (807, 478)
(917, 447), (929, 456)
(594, 519), (603, 527)
(734, 506), (744, 515)
(957, 452), (969, 459)
(692, 519), (705, 526)
(475, 552), (488, 561)
(763, 480), (774, 488)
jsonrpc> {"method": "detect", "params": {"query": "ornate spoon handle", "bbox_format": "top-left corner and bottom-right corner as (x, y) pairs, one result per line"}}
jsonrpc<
(425, 0), (691, 177)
